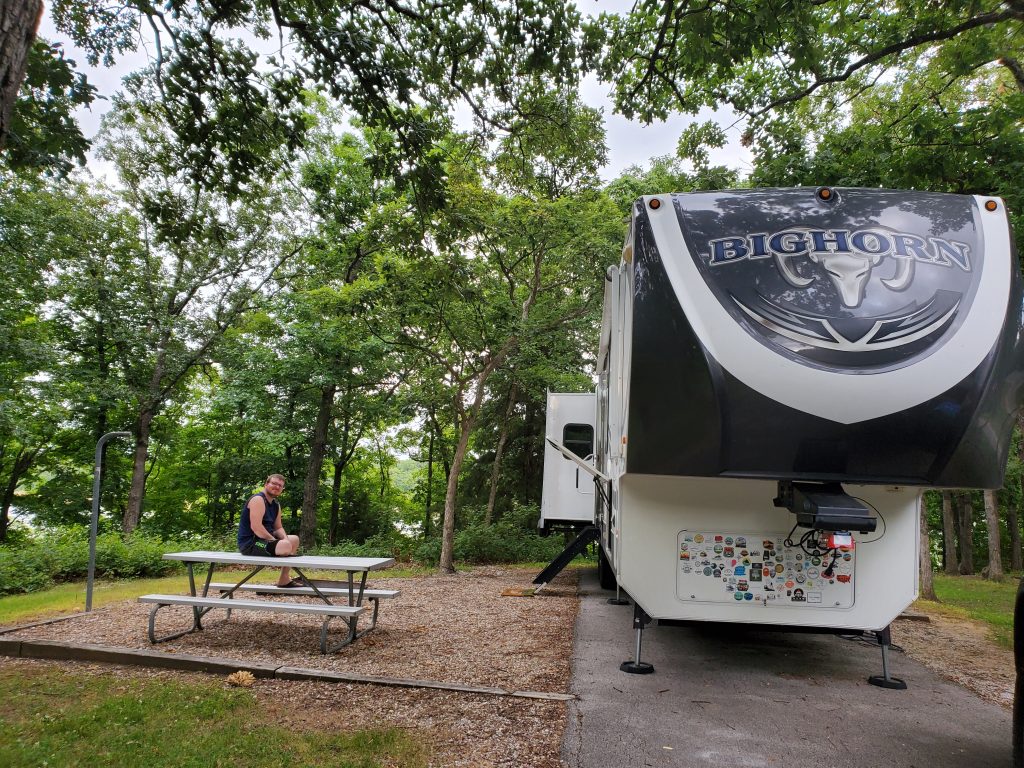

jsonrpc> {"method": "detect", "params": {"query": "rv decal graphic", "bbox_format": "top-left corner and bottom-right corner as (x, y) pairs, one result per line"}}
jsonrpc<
(701, 227), (973, 358)
(708, 228), (971, 309)
(733, 291), (961, 352)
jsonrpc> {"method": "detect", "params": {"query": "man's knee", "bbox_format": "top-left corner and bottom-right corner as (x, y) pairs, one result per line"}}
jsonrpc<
(275, 539), (295, 556)
(288, 534), (300, 549)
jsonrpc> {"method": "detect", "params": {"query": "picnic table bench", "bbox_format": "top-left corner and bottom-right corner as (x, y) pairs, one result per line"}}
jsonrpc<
(207, 582), (400, 628)
(139, 551), (395, 653)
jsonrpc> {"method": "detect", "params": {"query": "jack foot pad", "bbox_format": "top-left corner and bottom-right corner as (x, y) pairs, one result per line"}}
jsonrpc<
(868, 675), (907, 690)
(607, 597), (630, 605)
(620, 661), (654, 674)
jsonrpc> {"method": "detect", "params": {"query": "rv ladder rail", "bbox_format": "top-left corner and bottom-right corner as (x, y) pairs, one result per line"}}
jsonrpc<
(532, 525), (600, 592)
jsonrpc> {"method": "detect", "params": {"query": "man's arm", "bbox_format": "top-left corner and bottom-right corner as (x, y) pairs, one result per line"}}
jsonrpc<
(272, 507), (286, 540)
(248, 497), (276, 542)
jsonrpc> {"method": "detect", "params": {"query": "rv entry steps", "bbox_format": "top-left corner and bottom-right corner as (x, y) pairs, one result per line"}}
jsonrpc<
(533, 525), (599, 593)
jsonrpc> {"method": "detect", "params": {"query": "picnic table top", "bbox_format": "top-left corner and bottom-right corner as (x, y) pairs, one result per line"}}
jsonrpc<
(162, 550), (395, 571)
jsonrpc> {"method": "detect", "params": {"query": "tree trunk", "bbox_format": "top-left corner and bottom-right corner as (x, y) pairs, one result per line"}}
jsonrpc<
(919, 494), (938, 601)
(329, 458), (343, 545)
(123, 408), (155, 533)
(0, 447), (37, 542)
(300, 384), (336, 550)
(984, 490), (1004, 580)
(439, 412), (475, 573)
(1010, 501), (1022, 572)
(0, 0), (42, 149)
(523, 399), (540, 503)
(941, 490), (957, 574)
(958, 493), (974, 576)
(424, 430), (433, 538)
(485, 384), (517, 524)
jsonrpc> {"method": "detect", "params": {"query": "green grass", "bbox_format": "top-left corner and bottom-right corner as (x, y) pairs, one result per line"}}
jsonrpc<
(918, 573), (1020, 647)
(0, 564), (454, 627)
(0, 666), (427, 768)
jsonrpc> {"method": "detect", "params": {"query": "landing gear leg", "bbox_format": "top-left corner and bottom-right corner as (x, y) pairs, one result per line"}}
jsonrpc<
(867, 624), (907, 690)
(620, 603), (655, 674)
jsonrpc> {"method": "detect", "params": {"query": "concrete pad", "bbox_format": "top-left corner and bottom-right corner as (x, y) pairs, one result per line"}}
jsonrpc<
(564, 569), (1011, 768)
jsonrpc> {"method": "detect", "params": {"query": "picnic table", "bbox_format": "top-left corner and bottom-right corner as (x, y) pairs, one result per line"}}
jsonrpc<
(139, 551), (396, 653)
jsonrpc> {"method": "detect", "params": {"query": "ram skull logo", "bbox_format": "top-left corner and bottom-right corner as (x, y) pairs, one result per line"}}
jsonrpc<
(775, 249), (914, 308)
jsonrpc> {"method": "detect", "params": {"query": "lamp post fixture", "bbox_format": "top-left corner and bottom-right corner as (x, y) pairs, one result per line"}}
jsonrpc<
(86, 431), (131, 612)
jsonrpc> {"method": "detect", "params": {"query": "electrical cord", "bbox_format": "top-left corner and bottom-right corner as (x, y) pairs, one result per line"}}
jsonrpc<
(783, 495), (886, 568)
(851, 497), (886, 544)
(839, 632), (905, 653)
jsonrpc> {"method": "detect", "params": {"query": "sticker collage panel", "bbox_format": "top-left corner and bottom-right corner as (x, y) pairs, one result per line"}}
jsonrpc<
(676, 530), (855, 608)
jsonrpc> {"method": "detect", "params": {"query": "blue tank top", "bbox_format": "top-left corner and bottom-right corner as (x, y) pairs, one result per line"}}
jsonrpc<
(237, 492), (280, 550)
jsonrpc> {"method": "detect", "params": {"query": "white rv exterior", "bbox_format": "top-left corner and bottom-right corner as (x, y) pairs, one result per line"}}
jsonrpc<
(539, 392), (597, 533)
(561, 188), (1022, 637)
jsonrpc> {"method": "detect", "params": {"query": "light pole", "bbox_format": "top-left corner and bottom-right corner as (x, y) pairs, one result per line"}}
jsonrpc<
(86, 431), (131, 611)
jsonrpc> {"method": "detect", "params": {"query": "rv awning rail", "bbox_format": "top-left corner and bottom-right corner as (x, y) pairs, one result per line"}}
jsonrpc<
(546, 437), (610, 482)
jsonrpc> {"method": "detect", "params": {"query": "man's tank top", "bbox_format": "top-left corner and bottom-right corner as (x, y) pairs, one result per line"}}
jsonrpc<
(237, 492), (280, 550)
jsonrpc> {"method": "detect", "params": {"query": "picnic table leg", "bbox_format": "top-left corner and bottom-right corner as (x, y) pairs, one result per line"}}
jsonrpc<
(186, 563), (204, 629)
(320, 615), (359, 654)
(346, 571), (368, 605)
(201, 563), (215, 596)
(293, 567), (333, 604)
(148, 602), (204, 644)
(219, 567), (266, 621)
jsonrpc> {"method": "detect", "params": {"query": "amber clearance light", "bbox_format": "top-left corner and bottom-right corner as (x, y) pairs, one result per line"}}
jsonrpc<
(985, 199), (999, 211)
(648, 198), (661, 210)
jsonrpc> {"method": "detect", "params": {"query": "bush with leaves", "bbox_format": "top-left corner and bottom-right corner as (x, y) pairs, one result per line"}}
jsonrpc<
(0, 527), (233, 595)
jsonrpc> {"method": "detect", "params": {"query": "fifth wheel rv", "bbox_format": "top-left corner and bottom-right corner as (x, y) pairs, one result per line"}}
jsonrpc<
(544, 187), (1023, 687)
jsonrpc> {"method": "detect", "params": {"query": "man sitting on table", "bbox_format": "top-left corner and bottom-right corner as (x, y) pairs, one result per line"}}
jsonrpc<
(237, 474), (303, 587)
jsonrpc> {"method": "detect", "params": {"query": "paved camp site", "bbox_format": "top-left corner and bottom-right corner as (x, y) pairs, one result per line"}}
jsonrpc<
(565, 569), (1011, 768)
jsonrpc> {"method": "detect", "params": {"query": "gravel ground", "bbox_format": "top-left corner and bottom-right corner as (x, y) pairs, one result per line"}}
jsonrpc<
(892, 604), (1015, 710)
(2, 565), (579, 768)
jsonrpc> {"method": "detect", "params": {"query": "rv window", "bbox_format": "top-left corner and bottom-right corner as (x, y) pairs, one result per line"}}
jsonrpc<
(563, 424), (594, 459)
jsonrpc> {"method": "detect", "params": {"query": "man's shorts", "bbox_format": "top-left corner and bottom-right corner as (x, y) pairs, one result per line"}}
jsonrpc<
(240, 539), (279, 557)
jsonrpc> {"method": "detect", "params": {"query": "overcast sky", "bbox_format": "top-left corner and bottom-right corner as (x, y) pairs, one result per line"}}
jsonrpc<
(38, 3), (751, 183)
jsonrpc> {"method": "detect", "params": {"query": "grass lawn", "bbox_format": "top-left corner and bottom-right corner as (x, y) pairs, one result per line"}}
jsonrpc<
(0, 665), (427, 768)
(0, 565), (436, 628)
(917, 572), (1020, 647)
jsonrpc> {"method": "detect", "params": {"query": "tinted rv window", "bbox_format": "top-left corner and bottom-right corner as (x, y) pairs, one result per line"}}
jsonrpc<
(563, 424), (594, 459)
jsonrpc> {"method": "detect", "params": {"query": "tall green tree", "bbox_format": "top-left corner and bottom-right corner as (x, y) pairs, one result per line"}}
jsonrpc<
(593, 1), (1022, 136)
(44, 0), (585, 203)
(0, 173), (122, 538)
(378, 116), (620, 571)
(93, 95), (305, 532)
(0, 0), (42, 147)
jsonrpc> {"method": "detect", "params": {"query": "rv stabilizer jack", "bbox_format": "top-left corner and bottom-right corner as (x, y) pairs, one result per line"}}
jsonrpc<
(620, 603), (654, 675)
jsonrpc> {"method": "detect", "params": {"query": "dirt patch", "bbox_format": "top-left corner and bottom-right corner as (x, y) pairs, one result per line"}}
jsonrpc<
(2, 565), (578, 767)
(892, 604), (1015, 710)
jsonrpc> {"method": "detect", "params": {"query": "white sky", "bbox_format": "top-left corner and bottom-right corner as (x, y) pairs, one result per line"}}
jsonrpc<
(38, 2), (752, 183)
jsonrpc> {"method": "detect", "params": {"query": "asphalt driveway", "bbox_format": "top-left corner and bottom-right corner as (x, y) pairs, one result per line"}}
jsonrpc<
(563, 569), (1011, 768)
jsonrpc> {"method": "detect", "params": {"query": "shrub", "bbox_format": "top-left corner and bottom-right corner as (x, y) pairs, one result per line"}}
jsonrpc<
(410, 520), (564, 567)
(413, 537), (442, 566)
(0, 527), (234, 595)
